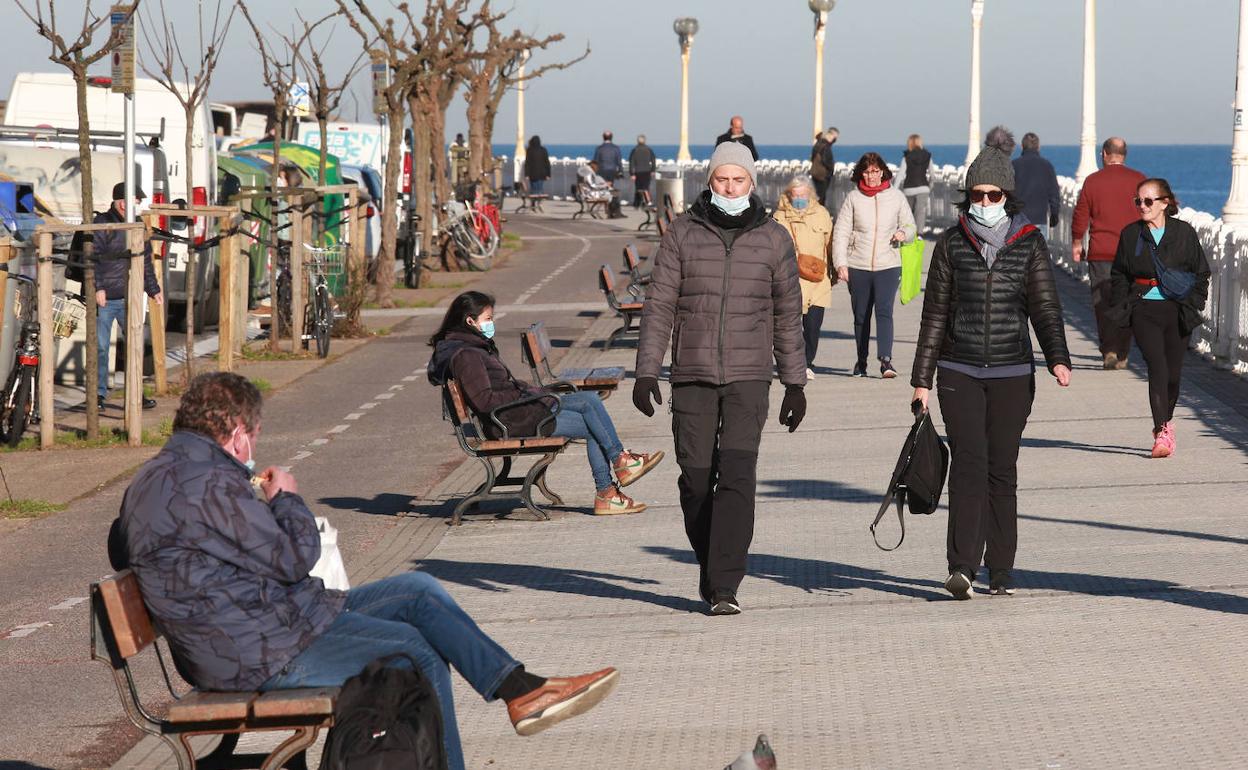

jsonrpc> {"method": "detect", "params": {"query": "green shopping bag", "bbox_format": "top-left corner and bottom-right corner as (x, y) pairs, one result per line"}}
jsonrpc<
(900, 237), (924, 305)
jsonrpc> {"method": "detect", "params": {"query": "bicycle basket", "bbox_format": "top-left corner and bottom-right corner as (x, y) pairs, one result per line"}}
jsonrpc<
(304, 244), (345, 276)
(52, 295), (87, 339)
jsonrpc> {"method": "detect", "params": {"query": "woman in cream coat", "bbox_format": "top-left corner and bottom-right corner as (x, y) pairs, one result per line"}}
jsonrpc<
(832, 151), (917, 378)
(773, 175), (835, 380)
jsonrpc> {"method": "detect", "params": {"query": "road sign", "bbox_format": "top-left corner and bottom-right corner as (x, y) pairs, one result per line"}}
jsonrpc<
(110, 5), (136, 94)
(288, 81), (311, 118)
(370, 55), (390, 117)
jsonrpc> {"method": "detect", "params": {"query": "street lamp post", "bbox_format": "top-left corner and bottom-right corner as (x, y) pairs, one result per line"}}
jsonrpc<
(809, 0), (835, 139)
(674, 17), (698, 163)
(1224, 0), (1248, 223)
(1075, 0), (1099, 184)
(513, 49), (530, 187)
(965, 0), (985, 166)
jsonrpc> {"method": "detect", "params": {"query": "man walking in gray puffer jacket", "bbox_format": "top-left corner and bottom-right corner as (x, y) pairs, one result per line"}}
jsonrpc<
(633, 142), (807, 615)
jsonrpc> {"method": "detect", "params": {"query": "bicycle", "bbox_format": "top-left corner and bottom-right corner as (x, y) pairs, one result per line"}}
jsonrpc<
(441, 199), (499, 272)
(274, 241), (339, 359)
(0, 262), (86, 446)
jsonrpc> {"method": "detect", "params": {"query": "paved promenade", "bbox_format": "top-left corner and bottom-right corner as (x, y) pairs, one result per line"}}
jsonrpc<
(113, 213), (1247, 769)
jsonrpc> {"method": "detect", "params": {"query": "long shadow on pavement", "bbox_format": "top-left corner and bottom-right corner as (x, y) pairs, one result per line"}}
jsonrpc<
(1020, 512), (1248, 546)
(320, 493), (415, 516)
(1012, 569), (1248, 615)
(757, 478), (878, 502)
(1019, 437), (1143, 457)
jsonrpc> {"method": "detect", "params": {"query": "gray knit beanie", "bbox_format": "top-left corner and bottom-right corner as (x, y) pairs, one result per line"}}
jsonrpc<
(965, 146), (1015, 192)
(707, 141), (757, 185)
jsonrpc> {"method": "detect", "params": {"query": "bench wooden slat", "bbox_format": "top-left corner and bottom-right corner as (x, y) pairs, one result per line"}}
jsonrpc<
(97, 571), (156, 659)
(251, 688), (337, 719)
(618, 302), (644, 312)
(468, 436), (570, 455)
(167, 691), (256, 723)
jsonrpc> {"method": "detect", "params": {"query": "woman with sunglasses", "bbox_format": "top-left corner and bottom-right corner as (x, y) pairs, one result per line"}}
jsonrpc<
(911, 144), (1072, 599)
(831, 152), (917, 378)
(1109, 179), (1211, 458)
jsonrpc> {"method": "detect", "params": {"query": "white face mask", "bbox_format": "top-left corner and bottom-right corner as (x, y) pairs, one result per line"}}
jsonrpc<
(232, 426), (256, 472)
(968, 202), (1007, 227)
(710, 190), (752, 216)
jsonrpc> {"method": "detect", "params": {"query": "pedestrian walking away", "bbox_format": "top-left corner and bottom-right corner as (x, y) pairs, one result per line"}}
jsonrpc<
(592, 130), (623, 184)
(524, 135), (551, 196)
(911, 143), (1072, 600)
(429, 292), (664, 514)
(110, 372), (620, 770)
(1072, 137), (1147, 369)
(629, 134), (657, 208)
(715, 115), (760, 161)
(1012, 132), (1061, 240)
(809, 127), (838, 208)
(1108, 178), (1210, 458)
(898, 134), (932, 235)
(633, 141), (806, 616)
(772, 174), (836, 379)
(831, 152), (917, 379)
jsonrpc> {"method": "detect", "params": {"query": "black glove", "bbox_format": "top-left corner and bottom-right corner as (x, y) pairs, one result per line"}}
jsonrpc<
(632, 376), (662, 417)
(778, 385), (806, 433)
(1049, 214), (1060, 228)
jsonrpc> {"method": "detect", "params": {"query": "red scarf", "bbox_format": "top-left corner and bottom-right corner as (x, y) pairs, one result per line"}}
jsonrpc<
(858, 179), (890, 197)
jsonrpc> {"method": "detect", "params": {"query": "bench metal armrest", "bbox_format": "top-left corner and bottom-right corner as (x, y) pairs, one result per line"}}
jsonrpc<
(487, 392), (561, 440)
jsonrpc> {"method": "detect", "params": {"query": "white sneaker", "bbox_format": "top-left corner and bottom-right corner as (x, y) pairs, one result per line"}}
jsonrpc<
(806, 367), (816, 381)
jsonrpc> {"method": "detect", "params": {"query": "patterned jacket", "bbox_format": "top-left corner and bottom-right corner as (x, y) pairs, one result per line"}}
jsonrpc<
(117, 430), (345, 691)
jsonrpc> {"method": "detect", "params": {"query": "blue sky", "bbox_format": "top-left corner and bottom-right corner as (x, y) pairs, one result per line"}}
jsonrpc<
(1, 1), (1239, 145)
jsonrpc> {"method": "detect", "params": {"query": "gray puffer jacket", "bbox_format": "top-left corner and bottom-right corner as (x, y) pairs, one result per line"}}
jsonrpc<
(636, 191), (805, 387)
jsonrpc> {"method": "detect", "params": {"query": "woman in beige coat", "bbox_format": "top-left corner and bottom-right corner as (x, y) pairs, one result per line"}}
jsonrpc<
(832, 152), (917, 378)
(773, 175), (835, 380)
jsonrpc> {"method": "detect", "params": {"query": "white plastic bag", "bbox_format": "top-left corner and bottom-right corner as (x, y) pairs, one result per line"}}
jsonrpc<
(310, 516), (350, 591)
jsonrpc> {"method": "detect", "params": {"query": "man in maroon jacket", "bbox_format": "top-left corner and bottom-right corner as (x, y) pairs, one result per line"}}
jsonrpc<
(1072, 137), (1146, 369)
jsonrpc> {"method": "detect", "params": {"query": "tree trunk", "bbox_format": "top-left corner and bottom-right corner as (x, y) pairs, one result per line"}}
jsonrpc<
(428, 97), (451, 208)
(268, 110), (284, 352)
(72, 66), (99, 440)
(407, 93), (433, 268)
(371, 106), (403, 308)
(317, 116), (329, 186)
(183, 124), (196, 381)
(466, 79), (489, 183)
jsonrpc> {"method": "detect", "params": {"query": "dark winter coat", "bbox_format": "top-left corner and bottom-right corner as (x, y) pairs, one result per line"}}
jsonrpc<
(117, 430), (345, 692)
(429, 330), (557, 439)
(592, 142), (622, 176)
(715, 131), (759, 161)
(525, 146), (551, 181)
(1109, 217), (1211, 337)
(1012, 149), (1061, 228)
(911, 215), (1072, 389)
(628, 144), (656, 174)
(809, 139), (834, 182)
(636, 191), (805, 387)
(91, 206), (161, 300)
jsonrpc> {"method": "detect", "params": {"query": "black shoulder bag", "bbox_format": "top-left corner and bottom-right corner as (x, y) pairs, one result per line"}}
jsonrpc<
(1137, 230), (1196, 301)
(871, 400), (950, 551)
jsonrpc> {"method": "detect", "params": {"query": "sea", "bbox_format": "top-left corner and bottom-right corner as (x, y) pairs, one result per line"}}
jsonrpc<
(496, 143), (1233, 217)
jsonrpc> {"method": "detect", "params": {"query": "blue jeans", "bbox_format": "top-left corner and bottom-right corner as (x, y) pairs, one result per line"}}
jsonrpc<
(553, 391), (625, 491)
(528, 178), (545, 195)
(848, 267), (902, 364)
(97, 298), (127, 397)
(260, 572), (520, 770)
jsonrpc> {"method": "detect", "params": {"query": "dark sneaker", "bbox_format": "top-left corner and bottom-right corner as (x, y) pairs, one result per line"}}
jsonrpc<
(709, 589), (741, 615)
(944, 570), (973, 600)
(1103, 352), (1119, 370)
(851, 361), (868, 378)
(880, 359), (898, 379)
(989, 569), (1014, 596)
(142, 397), (157, 410)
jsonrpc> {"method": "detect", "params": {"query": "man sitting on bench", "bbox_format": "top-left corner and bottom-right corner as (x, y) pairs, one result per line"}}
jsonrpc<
(110, 372), (619, 770)
(577, 160), (622, 218)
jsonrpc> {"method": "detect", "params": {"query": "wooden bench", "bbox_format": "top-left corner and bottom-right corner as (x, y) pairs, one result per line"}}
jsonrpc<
(637, 204), (658, 232)
(571, 183), (608, 220)
(622, 244), (652, 299)
(598, 265), (644, 349)
(514, 182), (549, 213)
(90, 570), (336, 770)
(442, 378), (570, 525)
(521, 321), (625, 397)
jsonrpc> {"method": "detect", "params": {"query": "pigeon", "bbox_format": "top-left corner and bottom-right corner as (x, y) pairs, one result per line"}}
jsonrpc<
(724, 734), (776, 770)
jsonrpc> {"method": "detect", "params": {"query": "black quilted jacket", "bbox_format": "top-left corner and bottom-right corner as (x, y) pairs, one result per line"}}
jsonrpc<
(911, 215), (1071, 389)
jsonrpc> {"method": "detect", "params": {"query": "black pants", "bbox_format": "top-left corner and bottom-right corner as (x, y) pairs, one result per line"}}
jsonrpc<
(802, 306), (825, 368)
(1131, 300), (1188, 433)
(937, 368), (1034, 581)
(671, 381), (769, 595)
(848, 267), (901, 364)
(1088, 261), (1133, 359)
(813, 177), (830, 207)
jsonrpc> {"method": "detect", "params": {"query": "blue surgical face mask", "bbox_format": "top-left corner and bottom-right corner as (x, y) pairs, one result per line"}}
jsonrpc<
(710, 190), (752, 216)
(478, 320), (496, 340)
(969, 202), (1007, 227)
(791, 197), (809, 210)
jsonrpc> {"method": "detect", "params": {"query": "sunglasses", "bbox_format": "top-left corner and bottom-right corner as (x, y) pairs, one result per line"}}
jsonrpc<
(969, 189), (1005, 204)
(1133, 195), (1169, 207)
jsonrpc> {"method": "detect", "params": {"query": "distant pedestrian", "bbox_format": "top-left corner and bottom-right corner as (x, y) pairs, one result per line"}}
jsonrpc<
(897, 134), (932, 235)
(633, 141), (806, 616)
(1072, 137), (1147, 369)
(809, 128), (837, 208)
(831, 152), (916, 379)
(591, 131), (622, 184)
(628, 134), (656, 208)
(523, 135), (551, 196)
(772, 174), (835, 379)
(449, 133), (470, 188)
(715, 115), (759, 161)
(1109, 178), (1210, 458)
(911, 143), (1072, 600)
(1012, 132), (1060, 238)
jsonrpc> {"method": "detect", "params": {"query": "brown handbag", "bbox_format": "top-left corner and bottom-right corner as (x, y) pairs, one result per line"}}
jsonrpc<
(786, 219), (828, 283)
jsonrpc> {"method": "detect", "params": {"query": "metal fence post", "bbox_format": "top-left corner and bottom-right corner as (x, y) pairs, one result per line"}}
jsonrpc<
(37, 231), (55, 449)
(125, 226), (144, 446)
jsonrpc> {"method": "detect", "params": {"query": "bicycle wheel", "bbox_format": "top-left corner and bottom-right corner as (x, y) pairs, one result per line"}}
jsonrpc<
(275, 270), (293, 341)
(402, 233), (422, 287)
(453, 218), (495, 272)
(313, 283), (332, 358)
(2, 369), (32, 448)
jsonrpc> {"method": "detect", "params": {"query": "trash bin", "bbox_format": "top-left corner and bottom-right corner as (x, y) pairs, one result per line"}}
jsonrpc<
(655, 174), (684, 213)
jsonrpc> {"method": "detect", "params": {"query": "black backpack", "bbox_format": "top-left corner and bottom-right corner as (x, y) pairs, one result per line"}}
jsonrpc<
(871, 401), (950, 551)
(320, 654), (448, 770)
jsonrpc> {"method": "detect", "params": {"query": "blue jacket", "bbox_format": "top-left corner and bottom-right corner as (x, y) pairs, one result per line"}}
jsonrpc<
(117, 430), (345, 691)
(592, 142), (622, 176)
(1012, 150), (1061, 228)
(92, 206), (161, 300)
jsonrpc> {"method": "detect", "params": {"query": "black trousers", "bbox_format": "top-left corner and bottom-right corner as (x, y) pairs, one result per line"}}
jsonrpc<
(670, 381), (769, 595)
(937, 368), (1034, 580)
(802, 306), (825, 368)
(1088, 261), (1133, 358)
(1131, 300), (1188, 433)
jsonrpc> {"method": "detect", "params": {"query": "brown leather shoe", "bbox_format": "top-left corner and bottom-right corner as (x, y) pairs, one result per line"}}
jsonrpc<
(506, 667), (619, 736)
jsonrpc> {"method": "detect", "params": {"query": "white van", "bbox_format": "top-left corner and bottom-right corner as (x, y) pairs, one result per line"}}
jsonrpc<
(5, 71), (219, 329)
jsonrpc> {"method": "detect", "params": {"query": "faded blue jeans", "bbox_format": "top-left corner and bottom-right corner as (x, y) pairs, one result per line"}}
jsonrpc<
(97, 298), (127, 397)
(260, 572), (520, 770)
(553, 390), (625, 491)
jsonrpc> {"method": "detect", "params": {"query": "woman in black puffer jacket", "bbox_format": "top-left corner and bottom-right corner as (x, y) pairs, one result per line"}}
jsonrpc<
(910, 144), (1072, 600)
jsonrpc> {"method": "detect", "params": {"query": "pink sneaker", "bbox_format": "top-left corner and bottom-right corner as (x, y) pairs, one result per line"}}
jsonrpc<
(1164, 422), (1176, 453)
(1151, 427), (1173, 459)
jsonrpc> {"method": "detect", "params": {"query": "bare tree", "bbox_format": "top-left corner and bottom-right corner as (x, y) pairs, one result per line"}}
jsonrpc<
(141, 0), (234, 380)
(14, 0), (140, 439)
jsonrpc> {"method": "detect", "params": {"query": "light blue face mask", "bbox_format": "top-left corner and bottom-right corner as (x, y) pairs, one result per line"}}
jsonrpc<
(969, 202), (1007, 227)
(478, 319), (496, 340)
(234, 428), (256, 472)
(791, 197), (809, 210)
(710, 191), (751, 216)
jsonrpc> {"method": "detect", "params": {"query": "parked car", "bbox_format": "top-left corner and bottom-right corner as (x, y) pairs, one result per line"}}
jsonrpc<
(339, 163), (382, 262)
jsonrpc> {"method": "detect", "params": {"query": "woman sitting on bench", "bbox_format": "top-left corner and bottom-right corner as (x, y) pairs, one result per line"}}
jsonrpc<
(430, 291), (664, 515)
